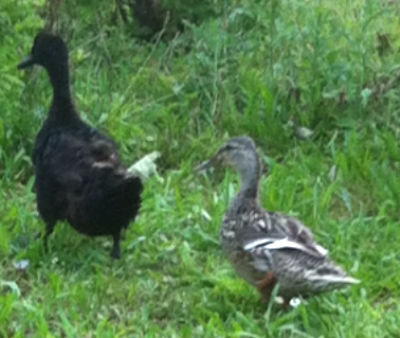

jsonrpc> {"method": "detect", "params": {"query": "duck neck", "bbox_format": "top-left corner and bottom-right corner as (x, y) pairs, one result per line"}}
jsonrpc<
(228, 153), (261, 216)
(46, 60), (78, 122)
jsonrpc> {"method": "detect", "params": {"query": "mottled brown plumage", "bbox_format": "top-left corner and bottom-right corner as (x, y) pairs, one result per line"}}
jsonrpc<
(198, 136), (359, 303)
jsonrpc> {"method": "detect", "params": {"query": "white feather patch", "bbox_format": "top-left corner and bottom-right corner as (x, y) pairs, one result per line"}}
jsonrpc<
(243, 238), (274, 251)
(314, 244), (329, 257)
(307, 274), (360, 284)
(257, 219), (267, 228)
(127, 151), (161, 181)
(263, 237), (312, 252)
(244, 237), (327, 257)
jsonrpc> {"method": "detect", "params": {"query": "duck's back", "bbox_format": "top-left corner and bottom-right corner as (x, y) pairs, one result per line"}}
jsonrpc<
(34, 118), (143, 236)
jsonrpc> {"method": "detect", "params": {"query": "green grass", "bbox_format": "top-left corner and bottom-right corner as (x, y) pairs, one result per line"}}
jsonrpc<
(1, 0), (400, 336)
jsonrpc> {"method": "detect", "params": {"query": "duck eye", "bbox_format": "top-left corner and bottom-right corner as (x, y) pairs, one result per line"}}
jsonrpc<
(224, 144), (234, 151)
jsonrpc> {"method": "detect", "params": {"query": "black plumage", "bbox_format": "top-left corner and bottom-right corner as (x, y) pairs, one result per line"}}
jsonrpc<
(18, 33), (143, 258)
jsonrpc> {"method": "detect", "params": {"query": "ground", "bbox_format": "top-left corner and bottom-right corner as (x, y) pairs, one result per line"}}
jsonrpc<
(0, 0), (399, 337)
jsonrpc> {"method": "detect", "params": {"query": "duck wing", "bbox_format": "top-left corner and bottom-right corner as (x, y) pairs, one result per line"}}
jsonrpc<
(236, 211), (359, 297)
(237, 211), (328, 258)
(40, 122), (121, 170)
(34, 123), (142, 234)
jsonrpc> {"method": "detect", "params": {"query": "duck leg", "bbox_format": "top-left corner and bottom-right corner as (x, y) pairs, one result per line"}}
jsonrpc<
(256, 271), (276, 303)
(111, 231), (121, 259)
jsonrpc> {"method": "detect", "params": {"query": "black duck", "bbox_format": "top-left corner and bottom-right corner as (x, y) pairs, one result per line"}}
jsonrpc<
(18, 32), (143, 258)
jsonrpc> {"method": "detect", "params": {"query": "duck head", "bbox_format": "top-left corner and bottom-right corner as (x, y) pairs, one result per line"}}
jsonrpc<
(197, 136), (261, 179)
(18, 32), (68, 70)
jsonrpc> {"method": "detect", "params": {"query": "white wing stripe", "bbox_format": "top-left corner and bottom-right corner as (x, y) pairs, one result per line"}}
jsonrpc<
(243, 238), (274, 250)
(263, 238), (311, 252)
(307, 274), (360, 284)
(314, 244), (328, 256)
(244, 237), (328, 257)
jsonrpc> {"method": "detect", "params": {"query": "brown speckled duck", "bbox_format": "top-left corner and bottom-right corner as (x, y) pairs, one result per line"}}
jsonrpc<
(198, 136), (359, 304)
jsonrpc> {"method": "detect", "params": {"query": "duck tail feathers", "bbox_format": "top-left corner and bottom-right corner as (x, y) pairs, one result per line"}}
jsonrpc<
(127, 151), (161, 181)
(309, 273), (360, 285)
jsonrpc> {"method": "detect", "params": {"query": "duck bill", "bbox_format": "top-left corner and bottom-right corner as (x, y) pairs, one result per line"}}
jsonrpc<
(196, 153), (220, 173)
(17, 55), (35, 69)
(196, 159), (213, 172)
